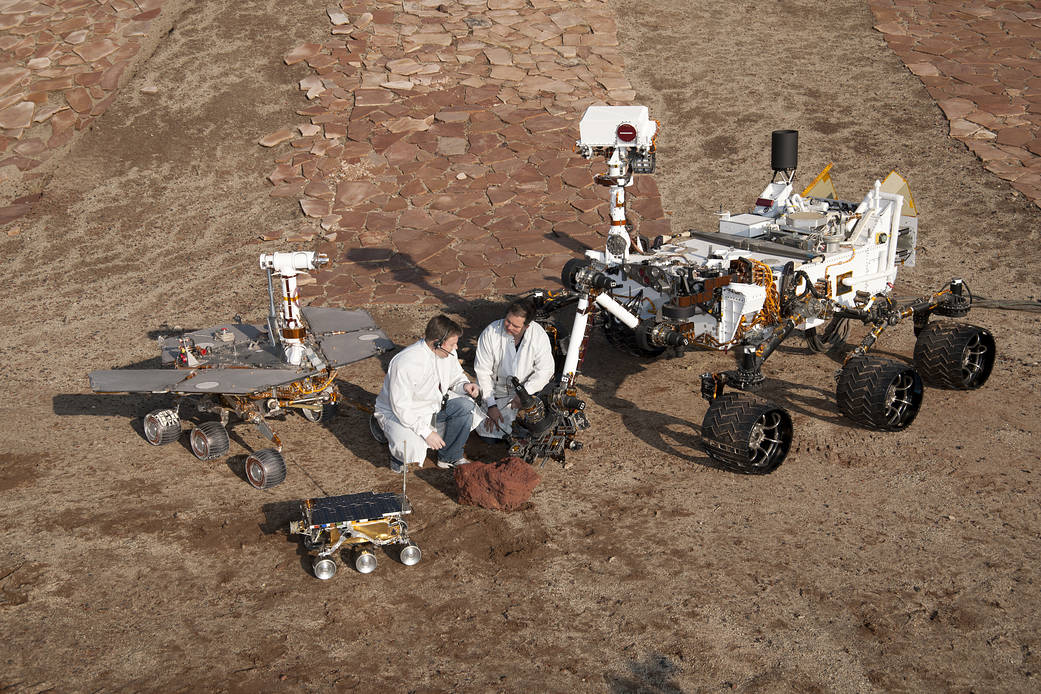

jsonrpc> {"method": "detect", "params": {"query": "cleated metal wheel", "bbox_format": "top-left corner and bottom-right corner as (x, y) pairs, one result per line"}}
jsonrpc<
(837, 356), (924, 431)
(245, 448), (287, 489)
(805, 317), (849, 353)
(189, 421), (230, 460)
(913, 321), (995, 390)
(301, 402), (338, 423)
(368, 413), (388, 444)
(701, 393), (793, 474)
(143, 409), (181, 446)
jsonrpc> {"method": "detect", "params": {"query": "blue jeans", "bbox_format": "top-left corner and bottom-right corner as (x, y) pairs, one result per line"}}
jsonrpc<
(435, 396), (476, 463)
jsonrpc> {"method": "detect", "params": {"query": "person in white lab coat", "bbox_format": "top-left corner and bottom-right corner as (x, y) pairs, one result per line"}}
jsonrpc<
(474, 298), (555, 440)
(373, 315), (483, 472)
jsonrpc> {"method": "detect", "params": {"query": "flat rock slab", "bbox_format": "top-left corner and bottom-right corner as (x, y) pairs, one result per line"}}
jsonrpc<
(869, 0), (1041, 209)
(257, 0), (675, 305)
(0, 0), (173, 212)
(454, 457), (541, 511)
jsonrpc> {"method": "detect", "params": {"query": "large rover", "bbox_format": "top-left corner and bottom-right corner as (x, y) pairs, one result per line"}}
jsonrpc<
(534, 105), (996, 473)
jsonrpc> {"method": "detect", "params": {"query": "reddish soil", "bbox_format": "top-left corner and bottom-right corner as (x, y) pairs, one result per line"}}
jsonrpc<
(1, 1), (1040, 692)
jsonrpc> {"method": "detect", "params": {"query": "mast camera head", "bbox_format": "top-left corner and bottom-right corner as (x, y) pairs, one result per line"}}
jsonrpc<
(576, 105), (657, 172)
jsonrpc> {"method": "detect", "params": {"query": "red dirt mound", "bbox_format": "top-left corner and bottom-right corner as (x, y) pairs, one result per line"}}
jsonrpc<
(454, 457), (541, 511)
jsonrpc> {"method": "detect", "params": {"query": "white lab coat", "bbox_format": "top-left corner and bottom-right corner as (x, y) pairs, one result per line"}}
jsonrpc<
(374, 340), (484, 464)
(473, 319), (555, 438)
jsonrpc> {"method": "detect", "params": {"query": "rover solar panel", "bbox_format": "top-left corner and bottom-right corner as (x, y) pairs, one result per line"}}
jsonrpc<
(89, 367), (318, 395)
(302, 491), (411, 529)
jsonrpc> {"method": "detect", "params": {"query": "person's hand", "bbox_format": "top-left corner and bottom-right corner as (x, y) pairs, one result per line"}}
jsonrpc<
(486, 404), (503, 427)
(509, 395), (521, 409)
(463, 382), (479, 398)
(425, 431), (445, 449)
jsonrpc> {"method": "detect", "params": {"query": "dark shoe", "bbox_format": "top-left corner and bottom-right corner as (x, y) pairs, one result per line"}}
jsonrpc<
(389, 455), (404, 473)
(477, 434), (504, 445)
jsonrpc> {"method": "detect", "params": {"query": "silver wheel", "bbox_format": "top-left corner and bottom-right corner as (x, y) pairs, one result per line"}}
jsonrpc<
(190, 422), (230, 461)
(883, 372), (918, 427)
(400, 544), (422, 566)
(355, 550), (377, 574)
(143, 409), (181, 446)
(747, 411), (789, 469)
(312, 556), (337, 580)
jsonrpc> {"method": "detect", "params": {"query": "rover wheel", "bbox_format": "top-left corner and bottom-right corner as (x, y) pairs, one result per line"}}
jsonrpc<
(368, 413), (388, 444)
(837, 356), (923, 431)
(301, 402), (338, 423)
(354, 549), (378, 574)
(143, 409), (181, 446)
(701, 393), (793, 474)
(312, 556), (337, 580)
(400, 544), (422, 566)
(913, 321), (995, 390)
(189, 421), (230, 460)
(805, 317), (849, 353)
(602, 314), (665, 358)
(245, 448), (287, 489)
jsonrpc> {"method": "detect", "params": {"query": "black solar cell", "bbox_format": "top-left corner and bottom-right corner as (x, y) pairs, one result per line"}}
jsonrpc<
(306, 491), (404, 526)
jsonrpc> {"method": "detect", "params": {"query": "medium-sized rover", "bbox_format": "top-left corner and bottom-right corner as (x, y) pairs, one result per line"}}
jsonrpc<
(88, 251), (394, 489)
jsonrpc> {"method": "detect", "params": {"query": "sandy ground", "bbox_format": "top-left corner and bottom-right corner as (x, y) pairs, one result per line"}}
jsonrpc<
(1, 0), (1040, 691)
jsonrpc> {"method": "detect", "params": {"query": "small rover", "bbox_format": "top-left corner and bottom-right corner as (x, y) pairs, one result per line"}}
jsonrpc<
(289, 489), (420, 579)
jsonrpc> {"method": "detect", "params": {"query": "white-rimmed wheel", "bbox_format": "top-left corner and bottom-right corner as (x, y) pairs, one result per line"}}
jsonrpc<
(189, 422), (230, 460)
(355, 549), (377, 574)
(302, 402), (338, 423)
(143, 409), (181, 446)
(312, 556), (337, 580)
(245, 448), (287, 489)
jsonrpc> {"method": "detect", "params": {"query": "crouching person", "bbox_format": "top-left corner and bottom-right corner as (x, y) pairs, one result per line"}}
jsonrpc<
(474, 298), (555, 440)
(373, 315), (484, 471)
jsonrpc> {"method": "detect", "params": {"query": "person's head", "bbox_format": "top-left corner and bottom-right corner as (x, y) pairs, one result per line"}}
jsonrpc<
(503, 298), (535, 340)
(424, 315), (463, 358)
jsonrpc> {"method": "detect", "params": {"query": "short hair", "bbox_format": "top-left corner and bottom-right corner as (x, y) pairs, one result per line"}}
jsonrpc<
(424, 314), (462, 344)
(505, 298), (535, 325)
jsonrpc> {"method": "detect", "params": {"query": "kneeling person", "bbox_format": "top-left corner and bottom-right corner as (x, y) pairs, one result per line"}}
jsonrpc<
(374, 315), (483, 471)
(474, 299), (555, 440)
